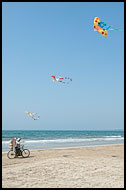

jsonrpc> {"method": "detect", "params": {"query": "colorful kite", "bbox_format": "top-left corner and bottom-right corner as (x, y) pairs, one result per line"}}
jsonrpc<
(93, 17), (121, 37)
(25, 111), (40, 120)
(51, 75), (72, 84)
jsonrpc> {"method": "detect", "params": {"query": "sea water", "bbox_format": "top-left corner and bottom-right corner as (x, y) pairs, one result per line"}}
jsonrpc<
(2, 130), (124, 152)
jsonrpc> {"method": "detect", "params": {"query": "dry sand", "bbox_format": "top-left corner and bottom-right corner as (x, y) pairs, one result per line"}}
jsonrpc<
(2, 144), (124, 188)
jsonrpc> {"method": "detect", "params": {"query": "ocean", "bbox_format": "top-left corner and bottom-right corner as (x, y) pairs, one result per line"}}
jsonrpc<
(2, 130), (124, 152)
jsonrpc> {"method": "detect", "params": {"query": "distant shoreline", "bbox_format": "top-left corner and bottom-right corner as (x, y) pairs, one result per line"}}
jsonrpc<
(2, 143), (124, 153)
(3, 130), (124, 153)
(2, 129), (124, 131)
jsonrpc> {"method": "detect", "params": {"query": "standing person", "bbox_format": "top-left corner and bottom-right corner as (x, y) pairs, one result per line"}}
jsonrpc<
(9, 138), (16, 151)
(13, 138), (16, 151)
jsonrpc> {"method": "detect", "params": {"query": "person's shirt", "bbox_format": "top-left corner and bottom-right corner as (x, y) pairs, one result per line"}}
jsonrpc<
(16, 140), (20, 148)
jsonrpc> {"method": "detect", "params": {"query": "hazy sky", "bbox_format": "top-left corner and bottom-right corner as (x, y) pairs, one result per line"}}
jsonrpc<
(2, 2), (124, 130)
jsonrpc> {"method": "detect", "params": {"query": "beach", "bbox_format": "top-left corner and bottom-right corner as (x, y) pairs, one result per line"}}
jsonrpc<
(2, 144), (124, 188)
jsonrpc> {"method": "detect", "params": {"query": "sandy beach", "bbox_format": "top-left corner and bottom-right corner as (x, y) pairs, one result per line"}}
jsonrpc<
(2, 144), (124, 188)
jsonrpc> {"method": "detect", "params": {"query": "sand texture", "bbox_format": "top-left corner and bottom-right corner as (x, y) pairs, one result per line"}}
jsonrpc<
(2, 144), (124, 188)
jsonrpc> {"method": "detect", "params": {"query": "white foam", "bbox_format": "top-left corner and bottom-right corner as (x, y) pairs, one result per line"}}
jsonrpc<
(105, 136), (122, 138)
(2, 136), (124, 145)
(23, 137), (124, 144)
(2, 141), (10, 144)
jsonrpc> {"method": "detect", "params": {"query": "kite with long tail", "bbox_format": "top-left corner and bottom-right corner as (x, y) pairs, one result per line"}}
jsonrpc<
(25, 111), (40, 120)
(93, 17), (121, 37)
(51, 75), (72, 84)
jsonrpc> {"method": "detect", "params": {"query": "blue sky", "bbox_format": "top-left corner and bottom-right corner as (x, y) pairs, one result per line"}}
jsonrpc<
(2, 2), (124, 130)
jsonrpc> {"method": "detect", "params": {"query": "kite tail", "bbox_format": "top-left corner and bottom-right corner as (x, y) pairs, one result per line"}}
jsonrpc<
(109, 28), (122, 31)
(105, 26), (111, 30)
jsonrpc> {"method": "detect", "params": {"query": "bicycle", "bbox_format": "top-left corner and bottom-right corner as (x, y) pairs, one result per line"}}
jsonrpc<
(7, 145), (30, 159)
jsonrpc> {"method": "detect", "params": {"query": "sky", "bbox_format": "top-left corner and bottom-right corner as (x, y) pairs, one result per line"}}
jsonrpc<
(2, 2), (124, 130)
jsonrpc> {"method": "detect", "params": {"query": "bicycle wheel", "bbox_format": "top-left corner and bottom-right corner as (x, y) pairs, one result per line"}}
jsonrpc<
(22, 149), (30, 158)
(7, 150), (16, 159)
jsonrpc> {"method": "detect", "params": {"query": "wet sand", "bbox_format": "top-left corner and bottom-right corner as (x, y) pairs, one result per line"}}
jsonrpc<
(2, 144), (124, 188)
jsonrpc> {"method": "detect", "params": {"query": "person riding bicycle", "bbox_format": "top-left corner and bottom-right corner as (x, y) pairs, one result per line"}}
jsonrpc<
(15, 138), (21, 155)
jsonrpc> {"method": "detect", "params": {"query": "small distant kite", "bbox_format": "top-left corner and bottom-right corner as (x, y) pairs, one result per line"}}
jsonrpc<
(25, 111), (40, 120)
(93, 17), (121, 37)
(51, 75), (72, 84)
